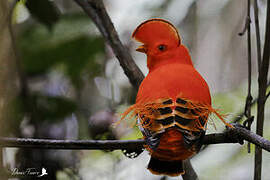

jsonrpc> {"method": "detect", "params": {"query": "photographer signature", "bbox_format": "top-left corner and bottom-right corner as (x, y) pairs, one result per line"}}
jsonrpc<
(12, 167), (48, 177)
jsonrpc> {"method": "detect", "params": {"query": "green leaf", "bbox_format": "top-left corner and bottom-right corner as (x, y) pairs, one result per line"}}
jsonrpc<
(25, 0), (60, 30)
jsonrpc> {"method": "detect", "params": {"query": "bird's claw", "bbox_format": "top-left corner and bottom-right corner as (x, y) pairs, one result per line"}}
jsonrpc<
(243, 116), (254, 130)
(226, 123), (245, 145)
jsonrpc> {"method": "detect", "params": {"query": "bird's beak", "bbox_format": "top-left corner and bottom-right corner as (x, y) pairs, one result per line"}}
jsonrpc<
(136, 44), (147, 53)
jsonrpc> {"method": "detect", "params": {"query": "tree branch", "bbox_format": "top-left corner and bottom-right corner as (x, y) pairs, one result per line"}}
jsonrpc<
(255, 0), (270, 179)
(8, 1), (29, 98)
(0, 138), (145, 150)
(182, 159), (198, 180)
(0, 148), (2, 170)
(73, 0), (144, 90)
(0, 125), (269, 152)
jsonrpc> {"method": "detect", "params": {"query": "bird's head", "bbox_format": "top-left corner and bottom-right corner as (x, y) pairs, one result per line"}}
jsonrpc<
(132, 19), (192, 70)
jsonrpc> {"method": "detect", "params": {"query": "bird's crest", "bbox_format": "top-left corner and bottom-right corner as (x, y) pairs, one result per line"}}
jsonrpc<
(132, 18), (181, 47)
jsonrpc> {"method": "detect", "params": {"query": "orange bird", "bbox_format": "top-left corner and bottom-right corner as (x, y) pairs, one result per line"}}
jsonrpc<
(122, 19), (232, 177)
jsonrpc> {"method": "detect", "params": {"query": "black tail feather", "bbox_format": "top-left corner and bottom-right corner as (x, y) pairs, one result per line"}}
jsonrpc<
(147, 157), (184, 176)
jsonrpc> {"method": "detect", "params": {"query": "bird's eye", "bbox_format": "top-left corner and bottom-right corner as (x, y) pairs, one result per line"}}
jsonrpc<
(158, 45), (166, 51)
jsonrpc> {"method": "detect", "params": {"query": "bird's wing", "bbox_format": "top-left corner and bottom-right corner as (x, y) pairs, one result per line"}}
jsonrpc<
(137, 97), (210, 152)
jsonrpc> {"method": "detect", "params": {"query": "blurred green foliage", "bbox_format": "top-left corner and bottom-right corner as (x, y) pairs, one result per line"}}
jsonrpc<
(14, 10), (105, 126)
(25, 0), (60, 30)
(18, 14), (105, 87)
(20, 35), (104, 87)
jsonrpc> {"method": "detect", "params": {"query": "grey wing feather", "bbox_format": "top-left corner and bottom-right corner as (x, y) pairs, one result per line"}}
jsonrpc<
(137, 117), (162, 150)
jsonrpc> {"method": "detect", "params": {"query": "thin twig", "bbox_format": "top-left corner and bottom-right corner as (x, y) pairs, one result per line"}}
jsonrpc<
(242, 0), (253, 153)
(266, 91), (270, 101)
(239, 15), (251, 36)
(253, 0), (262, 69)
(244, 0), (252, 119)
(73, 0), (144, 90)
(255, 0), (270, 179)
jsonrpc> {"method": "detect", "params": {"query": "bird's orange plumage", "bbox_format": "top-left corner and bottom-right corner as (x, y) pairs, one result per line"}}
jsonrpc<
(122, 18), (232, 177)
